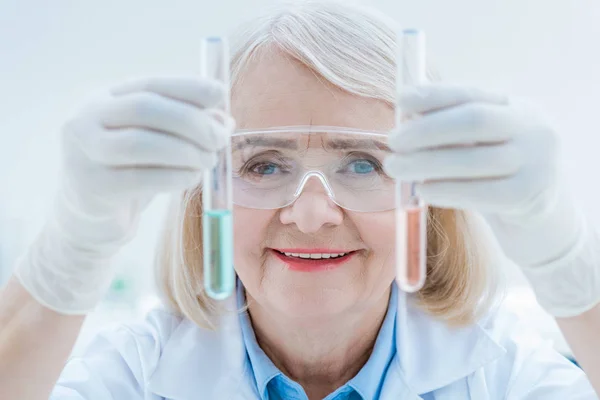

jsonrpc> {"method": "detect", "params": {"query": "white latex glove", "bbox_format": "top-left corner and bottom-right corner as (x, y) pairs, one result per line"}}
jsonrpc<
(14, 77), (234, 315)
(385, 84), (600, 317)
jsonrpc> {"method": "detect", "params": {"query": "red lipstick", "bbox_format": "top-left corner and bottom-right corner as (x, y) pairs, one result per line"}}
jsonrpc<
(270, 248), (357, 272)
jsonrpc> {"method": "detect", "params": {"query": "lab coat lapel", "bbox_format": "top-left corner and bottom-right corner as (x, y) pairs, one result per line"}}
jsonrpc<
(384, 286), (505, 397)
(147, 294), (260, 400)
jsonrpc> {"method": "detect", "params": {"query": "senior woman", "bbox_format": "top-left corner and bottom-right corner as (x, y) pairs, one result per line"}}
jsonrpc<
(2, 1), (600, 399)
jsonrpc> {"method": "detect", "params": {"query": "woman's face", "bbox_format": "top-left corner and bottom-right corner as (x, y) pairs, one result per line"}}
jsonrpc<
(231, 50), (396, 320)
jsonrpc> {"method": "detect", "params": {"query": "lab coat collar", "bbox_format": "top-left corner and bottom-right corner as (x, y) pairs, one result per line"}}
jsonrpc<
(393, 287), (506, 395)
(146, 294), (259, 400)
(147, 284), (506, 399)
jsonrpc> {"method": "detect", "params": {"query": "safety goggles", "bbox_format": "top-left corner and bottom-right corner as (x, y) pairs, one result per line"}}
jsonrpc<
(231, 126), (394, 212)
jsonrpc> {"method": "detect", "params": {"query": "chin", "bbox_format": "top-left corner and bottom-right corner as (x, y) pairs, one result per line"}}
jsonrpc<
(269, 282), (356, 320)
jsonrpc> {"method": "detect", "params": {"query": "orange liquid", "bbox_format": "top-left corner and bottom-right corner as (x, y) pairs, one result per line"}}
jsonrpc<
(396, 206), (426, 292)
(406, 208), (422, 286)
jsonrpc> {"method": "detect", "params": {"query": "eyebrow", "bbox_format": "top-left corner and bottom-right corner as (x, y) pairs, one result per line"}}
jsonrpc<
(233, 137), (298, 151)
(232, 136), (391, 152)
(327, 138), (391, 152)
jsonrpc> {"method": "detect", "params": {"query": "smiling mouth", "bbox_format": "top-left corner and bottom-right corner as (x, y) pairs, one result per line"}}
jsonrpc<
(269, 249), (358, 271)
(275, 250), (352, 259)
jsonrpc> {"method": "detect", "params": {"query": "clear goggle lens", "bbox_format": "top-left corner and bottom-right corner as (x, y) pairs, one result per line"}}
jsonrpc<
(231, 126), (394, 212)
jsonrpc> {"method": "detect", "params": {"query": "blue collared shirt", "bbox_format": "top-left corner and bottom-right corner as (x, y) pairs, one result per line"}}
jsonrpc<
(238, 283), (398, 400)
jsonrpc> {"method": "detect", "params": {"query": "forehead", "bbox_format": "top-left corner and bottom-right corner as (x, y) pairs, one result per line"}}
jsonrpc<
(231, 48), (394, 131)
(232, 132), (391, 153)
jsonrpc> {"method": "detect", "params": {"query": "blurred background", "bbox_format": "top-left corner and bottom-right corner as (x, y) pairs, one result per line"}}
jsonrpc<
(1, 0), (598, 360)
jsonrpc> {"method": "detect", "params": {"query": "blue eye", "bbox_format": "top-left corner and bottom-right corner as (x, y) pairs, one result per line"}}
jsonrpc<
(252, 163), (279, 175)
(350, 160), (376, 174)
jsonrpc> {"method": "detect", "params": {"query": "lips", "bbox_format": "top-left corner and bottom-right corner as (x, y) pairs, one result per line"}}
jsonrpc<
(279, 251), (349, 259)
(270, 248), (358, 272)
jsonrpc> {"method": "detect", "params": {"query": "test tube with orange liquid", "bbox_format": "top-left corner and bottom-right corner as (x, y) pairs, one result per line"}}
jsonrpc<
(395, 29), (427, 292)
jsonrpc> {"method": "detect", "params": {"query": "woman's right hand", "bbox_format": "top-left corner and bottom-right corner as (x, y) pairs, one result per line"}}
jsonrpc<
(13, 76), (234, 314)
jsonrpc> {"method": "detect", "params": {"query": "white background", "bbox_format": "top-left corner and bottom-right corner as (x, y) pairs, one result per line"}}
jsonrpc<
(1, 0), (599, 353)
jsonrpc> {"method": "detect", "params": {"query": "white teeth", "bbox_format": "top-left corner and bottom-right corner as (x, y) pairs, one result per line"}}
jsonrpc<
(282, 252), (348, 259)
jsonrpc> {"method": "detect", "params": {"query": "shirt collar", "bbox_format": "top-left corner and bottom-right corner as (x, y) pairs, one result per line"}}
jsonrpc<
(238, 283), (398, 400)
(237, 283), (282, 398)
(346, 284), (397, 399)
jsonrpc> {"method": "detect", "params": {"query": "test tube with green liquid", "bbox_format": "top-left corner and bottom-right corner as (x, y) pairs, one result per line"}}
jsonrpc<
(201, 37), (235, 300)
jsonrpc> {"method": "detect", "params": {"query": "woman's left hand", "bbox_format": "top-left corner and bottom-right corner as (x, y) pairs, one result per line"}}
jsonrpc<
(384, 84), (596, 317)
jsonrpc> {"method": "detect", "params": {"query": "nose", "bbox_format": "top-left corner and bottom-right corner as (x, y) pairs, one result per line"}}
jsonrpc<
(279, 177), (343, 233)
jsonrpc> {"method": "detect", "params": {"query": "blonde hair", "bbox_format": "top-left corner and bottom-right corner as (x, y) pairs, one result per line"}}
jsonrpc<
(155, 0), (501, 329)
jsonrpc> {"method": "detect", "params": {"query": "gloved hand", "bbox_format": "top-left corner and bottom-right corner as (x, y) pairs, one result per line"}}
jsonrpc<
(14, 77), (234, 315)
(384, 84), (600, 318)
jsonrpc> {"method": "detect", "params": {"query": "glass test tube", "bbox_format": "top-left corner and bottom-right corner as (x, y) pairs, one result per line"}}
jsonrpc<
(395, 29), (427, 293)
(201, 37), (235, 300)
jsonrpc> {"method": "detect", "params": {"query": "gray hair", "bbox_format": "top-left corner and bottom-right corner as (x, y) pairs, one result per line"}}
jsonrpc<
(230, 0), (405, 105)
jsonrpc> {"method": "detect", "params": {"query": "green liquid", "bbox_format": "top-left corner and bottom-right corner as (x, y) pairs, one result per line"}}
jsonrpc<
(203, 209), (234, 300)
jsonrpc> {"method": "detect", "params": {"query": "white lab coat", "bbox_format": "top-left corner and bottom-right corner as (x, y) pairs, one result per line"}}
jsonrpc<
(51, 289), (597, 400)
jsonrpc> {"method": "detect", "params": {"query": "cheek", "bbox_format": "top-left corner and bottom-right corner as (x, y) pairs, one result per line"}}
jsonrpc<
(354, 210), (395, 250)
(351, 210), (396, 276)
(232, 206), (275, 273)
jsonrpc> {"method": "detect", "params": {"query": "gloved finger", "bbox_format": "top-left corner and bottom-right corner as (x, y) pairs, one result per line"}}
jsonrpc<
(383, 141), (522, 181)
(414, 174), (539, 214)
(388, 102), (519, 151)
(99, 92), (234, 151)
(96, 166), (212, 196)
(110, 76), (227, 109)
(397, 84), (508, 115)
(82, 127), (219, 170)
